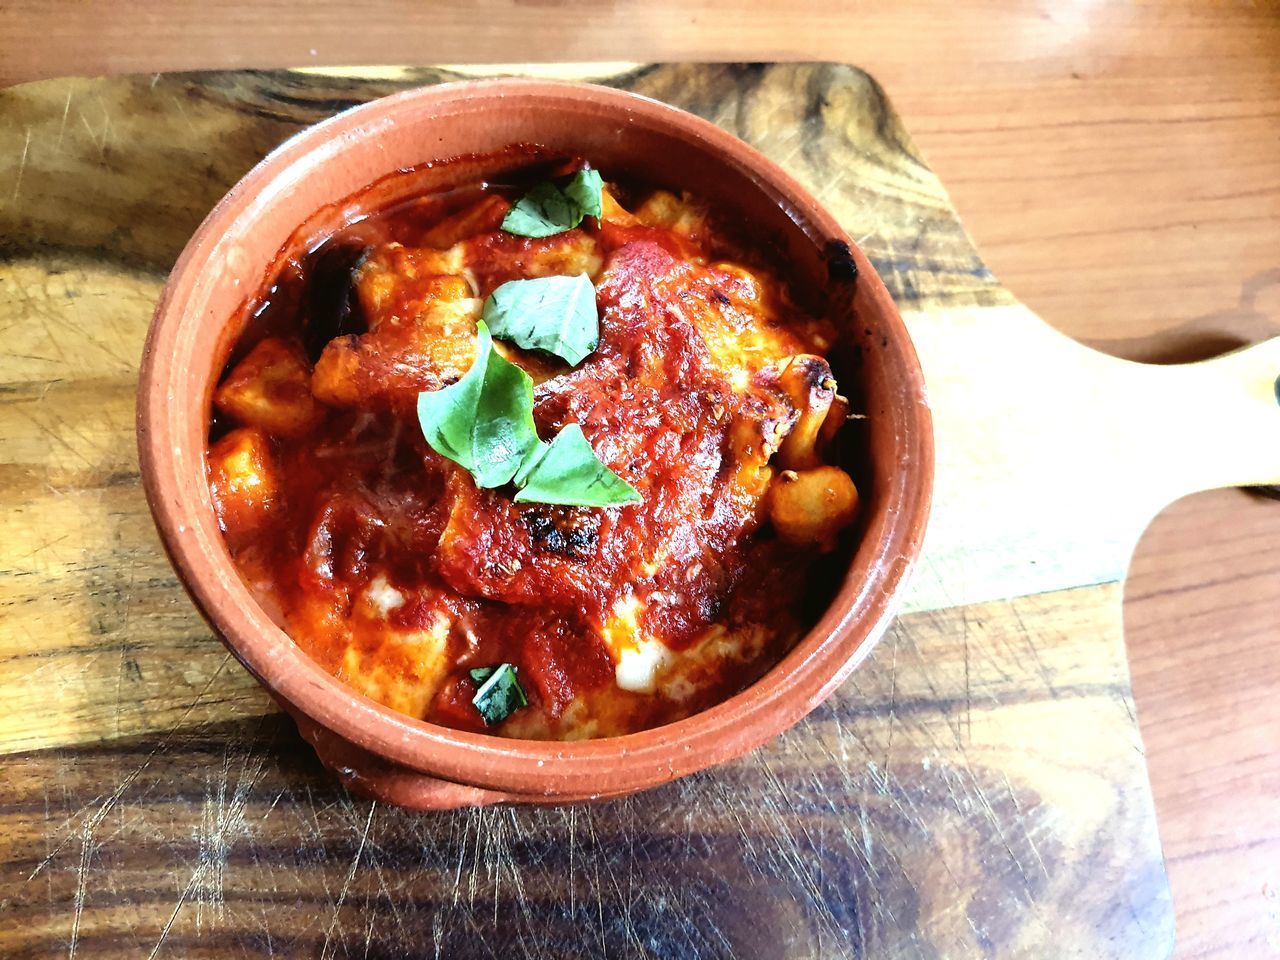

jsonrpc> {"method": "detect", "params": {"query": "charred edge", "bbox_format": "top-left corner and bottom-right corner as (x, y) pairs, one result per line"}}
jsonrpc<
(522, 509), (600, 560)
(824, 240), (859, 284)
(797, 356), (835, 395)
(301, 242), (370, 362)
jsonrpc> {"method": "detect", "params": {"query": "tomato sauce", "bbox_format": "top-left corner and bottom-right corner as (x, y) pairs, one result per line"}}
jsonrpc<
(207, 157), (861, 740)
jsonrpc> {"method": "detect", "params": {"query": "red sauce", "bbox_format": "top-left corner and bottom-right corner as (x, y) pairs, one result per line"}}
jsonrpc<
(207, 158), (859, 739)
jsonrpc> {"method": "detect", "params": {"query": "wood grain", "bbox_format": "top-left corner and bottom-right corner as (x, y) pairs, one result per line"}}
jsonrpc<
(0, 585), (1170, 959)
(0, 63), (1189, 957)
(904, 304), (1280, 613)
(3, 2), (1277, 356)
(1126, 489), (1280, 960)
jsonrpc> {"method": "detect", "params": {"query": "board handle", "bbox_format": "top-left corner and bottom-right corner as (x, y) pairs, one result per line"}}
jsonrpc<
(1140, 337), (1280, 496)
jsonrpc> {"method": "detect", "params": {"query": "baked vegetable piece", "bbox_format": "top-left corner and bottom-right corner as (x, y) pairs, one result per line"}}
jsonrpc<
(312, 264), (480, 408)
(214, 337), (322, 437)
(207, 427), (279, 544)
(311, 211), (604, 409)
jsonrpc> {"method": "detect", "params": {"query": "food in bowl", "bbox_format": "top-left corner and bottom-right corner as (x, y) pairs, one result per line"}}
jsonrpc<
(206, 155), (864, 740)
(140, 79), (931, 807)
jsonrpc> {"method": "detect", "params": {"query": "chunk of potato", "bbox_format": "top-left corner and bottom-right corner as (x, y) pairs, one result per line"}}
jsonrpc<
(419, 194), (511, 249)
(355, 246), (472, 330)
(207, 427), (279, 543)
(312, 253), (480, 409)
(600, 185), (638, 227)
(635, 189), (710, 244)
(214, 337), (322, 437)
(775, 354), (838, 470)
(819, 393), (851, 449)
(463, 229), (605, 295)
(725, 408), (782, 509)
(768, 466), (859, 551)
(286, 580), (453, 720)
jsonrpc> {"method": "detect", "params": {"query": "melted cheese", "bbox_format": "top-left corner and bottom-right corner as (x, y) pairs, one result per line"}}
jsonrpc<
(615, 637), (675, 694)
(291, 577), (452, 720)
(593, 592), (770, 703)
(471, 231), (604, 282)
(337, 612), (450, 718)
(597, 594), (674, 694)
(362, 573), (405, 617)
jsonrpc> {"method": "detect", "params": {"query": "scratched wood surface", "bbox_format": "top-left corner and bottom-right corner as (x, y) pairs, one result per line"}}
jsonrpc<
(0, 63), (1196, 958)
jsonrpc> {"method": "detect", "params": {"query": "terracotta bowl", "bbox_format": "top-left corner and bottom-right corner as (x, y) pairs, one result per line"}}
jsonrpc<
(137, 79), (933, 810)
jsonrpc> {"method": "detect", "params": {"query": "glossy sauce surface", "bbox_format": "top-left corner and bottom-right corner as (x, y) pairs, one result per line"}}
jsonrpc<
(207, 159), (860, 739)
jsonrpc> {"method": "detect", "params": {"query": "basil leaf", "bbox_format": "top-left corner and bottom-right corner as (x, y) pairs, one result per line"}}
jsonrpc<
(472, 663), (527, 726)
(512, 440), (549, 489)
(483, 274), (599, 366)
(468, 666), (495, 684)
(501, 183), (578, 238)
(501, 168), (604, 238)
(514, 423), (642, 507)
(416, 320), (541, 488)
(563, 168), (604, 221)
(417, 317), (643, 508)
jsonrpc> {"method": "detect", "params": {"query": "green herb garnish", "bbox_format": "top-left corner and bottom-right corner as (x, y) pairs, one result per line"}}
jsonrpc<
(562, 168), (604, 221)
(501, 168), (604, 238)
(468, 666), (495, 684)
(514, 424), (642, 507)
(416, 321), (641, 507)
(483, 274), (599, 366)
(471, 663), (527, 726)
(416, 321), (540, 489)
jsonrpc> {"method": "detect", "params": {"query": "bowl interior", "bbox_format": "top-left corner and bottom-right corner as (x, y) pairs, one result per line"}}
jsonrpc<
(138, 79), (932, 798)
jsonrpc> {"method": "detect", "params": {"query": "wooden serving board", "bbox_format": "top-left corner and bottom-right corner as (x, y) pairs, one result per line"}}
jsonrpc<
(2, 62), (1278, 958)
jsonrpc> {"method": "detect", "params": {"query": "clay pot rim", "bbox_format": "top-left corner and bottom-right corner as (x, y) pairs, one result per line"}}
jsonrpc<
(137, 77), (933, 800)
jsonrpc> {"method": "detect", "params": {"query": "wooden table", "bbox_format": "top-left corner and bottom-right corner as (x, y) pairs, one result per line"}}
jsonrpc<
(1, 4), (1278, 957)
